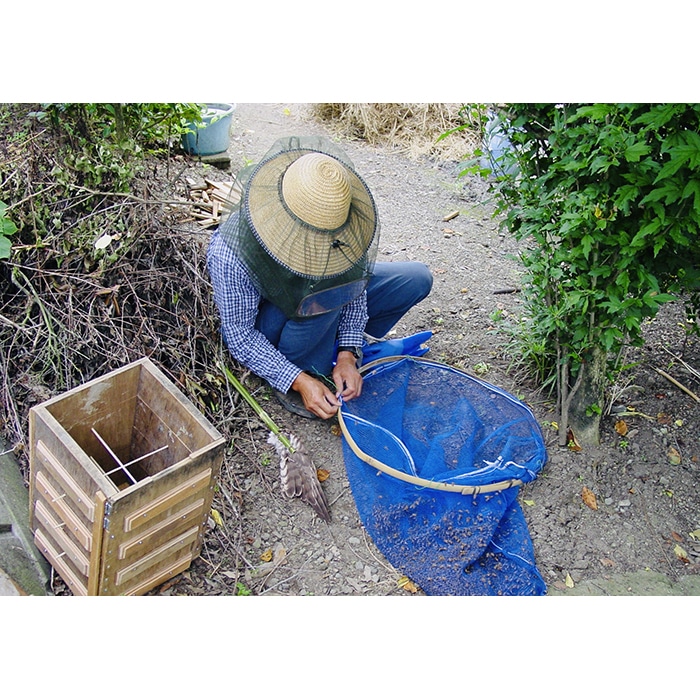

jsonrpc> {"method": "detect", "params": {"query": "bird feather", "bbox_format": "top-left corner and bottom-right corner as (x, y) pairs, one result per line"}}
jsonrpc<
(267, 431), (331, 522)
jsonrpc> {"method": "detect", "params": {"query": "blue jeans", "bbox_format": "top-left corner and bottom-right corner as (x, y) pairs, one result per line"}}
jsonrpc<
(255, 261), (433, 377)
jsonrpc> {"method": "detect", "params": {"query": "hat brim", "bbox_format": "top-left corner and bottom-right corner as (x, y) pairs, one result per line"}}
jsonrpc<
(244, 149), (377, 278)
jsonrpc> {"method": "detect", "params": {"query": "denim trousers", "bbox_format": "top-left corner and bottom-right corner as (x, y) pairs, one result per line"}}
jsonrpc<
(255, 261), (433, 377)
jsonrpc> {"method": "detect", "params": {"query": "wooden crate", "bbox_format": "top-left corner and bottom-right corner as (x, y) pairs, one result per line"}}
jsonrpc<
(28, 358), (225, 596)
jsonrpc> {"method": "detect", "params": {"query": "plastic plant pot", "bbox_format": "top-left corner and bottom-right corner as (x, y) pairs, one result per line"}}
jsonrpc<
(182, 103), (236, 156)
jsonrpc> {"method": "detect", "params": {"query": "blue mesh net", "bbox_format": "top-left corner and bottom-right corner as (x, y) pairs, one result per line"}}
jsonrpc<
(339, 356), (548, 596)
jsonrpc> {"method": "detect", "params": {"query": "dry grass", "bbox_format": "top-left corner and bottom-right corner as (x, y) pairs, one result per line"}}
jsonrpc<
(311, 103), (481, 160)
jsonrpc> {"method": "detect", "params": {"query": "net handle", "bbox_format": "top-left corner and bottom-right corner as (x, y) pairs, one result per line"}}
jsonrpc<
(338, 356), (523, 495)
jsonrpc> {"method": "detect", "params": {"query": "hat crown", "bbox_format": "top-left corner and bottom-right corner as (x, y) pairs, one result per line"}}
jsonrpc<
(282, 153), (351, 230)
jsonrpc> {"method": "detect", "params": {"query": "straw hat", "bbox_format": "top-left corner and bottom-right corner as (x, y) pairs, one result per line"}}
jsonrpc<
(244, 147), (378, 278)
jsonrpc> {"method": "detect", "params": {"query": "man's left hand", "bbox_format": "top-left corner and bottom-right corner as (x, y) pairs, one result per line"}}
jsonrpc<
(333, 351), (363, 401)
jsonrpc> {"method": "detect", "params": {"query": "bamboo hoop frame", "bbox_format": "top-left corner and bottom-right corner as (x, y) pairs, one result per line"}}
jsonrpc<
(337, 356), (525, 495)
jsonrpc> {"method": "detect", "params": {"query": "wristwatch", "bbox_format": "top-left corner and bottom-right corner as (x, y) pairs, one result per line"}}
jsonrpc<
(337, 345), (363, 364)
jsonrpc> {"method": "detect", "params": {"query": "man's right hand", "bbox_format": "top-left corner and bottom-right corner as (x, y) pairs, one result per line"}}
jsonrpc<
(291, 372), (341, 420)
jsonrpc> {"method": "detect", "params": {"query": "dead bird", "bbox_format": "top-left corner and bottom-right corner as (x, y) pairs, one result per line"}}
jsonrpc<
(267, 431), (331, 523)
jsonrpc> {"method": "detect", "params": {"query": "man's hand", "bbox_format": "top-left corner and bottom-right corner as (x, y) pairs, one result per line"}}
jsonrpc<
(332, 351), (363, 401)
(291, 372), (341, 420)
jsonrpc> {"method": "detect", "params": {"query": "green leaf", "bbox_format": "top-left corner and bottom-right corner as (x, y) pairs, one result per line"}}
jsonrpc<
(1, 218), (17, 236)
(590, 155), (613, 173)
(681, 178), (700, 212)
(0, 236), (11, 259)
(616, 269), (629, 291)
(581, 234), (595, 258)
(655, 149), (693, 182)
(633, 103), (682, 128)
(571, 104), (612, 122)
(630, 219), (661, 248)
(624, 141), (651, 162)
(614, 184), (640, 214)
(640, 180), (682, 206)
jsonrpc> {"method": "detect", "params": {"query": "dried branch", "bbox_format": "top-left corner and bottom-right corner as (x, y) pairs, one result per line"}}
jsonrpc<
(653, 367), (700, 403)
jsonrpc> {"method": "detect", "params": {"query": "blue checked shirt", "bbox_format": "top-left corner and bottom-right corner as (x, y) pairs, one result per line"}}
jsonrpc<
(207, 229), (368, 393)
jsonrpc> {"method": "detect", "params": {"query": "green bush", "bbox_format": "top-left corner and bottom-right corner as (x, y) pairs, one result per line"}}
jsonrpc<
(40, 102), (204, 191)
(462, 103), (700, 444)
(1, 102), (204, 251)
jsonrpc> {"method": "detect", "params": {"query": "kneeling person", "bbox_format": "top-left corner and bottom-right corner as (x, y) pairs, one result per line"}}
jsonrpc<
(207, 136), (433, 419)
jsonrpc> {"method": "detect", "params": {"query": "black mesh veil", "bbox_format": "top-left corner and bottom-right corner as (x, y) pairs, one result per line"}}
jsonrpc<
(218, 136), (380, 319)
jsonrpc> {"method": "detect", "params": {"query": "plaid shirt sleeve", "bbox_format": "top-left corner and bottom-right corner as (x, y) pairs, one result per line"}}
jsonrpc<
(337, 291), (368, 347)
(207, 230), (302, 393)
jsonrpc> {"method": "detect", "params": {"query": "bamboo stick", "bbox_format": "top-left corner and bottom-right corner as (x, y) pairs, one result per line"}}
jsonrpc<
(220, 364), (294, 451)
(654, 367), (700, 403)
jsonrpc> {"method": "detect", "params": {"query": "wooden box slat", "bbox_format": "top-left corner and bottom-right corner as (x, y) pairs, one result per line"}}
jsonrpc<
(34, 470), (93, 550)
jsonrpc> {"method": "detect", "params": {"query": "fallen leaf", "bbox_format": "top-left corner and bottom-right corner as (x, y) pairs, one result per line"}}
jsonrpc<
(330, 424), (342, 437)
(317, 468), (330, 482)
(253, 544), (287, 577)
(614, 419), (628, 436)
(272, 544), (287, 563)
(671, 531), (684, 542)
(657, 412), (672, 425)
(397, 576), (419, 593)
(565, 572), (575, 588)
(567, 429), (582, 452)
(667, 447), (682, 465)
(689, 529), (700, 541)
(94, 233), (114, 250)
(674, 544), (690, 563)
(582, 486), (598, 510)
(523, 499), (535, 507)
(210, 508), (223, 528)
(600, 557), (615, 568)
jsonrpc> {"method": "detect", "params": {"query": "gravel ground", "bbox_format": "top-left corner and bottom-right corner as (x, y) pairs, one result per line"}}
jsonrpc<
(139, 103), (700, 599)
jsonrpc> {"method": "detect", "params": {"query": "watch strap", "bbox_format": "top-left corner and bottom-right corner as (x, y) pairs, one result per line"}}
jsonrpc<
(337, 345), (363, 362)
